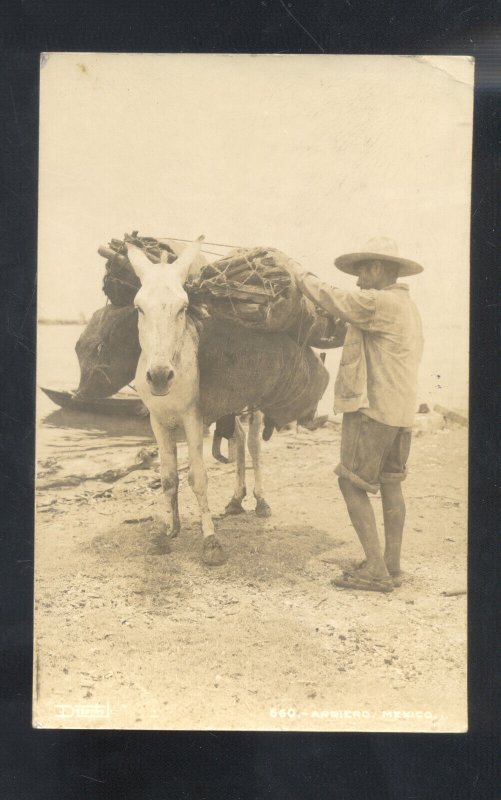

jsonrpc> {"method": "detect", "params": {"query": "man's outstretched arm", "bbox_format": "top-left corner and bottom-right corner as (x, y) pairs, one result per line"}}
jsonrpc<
(289, 263), (376, 328)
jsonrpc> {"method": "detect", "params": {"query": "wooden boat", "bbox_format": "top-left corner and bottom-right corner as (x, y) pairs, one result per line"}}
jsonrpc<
(40, 387), (148, 417)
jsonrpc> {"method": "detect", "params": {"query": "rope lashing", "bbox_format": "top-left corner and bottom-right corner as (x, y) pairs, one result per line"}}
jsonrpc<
(157, 236), (244, 249)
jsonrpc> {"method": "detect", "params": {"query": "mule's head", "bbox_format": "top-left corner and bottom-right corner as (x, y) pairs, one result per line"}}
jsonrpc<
(126, 236), (204, 396)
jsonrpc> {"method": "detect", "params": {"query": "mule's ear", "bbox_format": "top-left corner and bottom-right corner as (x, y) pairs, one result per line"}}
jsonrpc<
(172, 235), (205, 283)
(126, 243), (153, 281)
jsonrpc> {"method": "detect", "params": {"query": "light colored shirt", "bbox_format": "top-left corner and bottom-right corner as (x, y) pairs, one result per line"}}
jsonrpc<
(296, 272), (424, 427)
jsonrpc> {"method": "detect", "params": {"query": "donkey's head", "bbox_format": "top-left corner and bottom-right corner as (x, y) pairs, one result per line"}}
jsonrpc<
(126, 236), (204, 396)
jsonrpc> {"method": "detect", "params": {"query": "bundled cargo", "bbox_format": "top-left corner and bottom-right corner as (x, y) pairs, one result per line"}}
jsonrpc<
(96, 235), (346, 349)
(98, 233), (204, 307)
(190, 247), (346, 349)
(75, 305), (141, 398)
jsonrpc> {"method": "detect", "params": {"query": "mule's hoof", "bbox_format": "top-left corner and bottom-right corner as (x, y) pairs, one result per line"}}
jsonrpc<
(202, 536), (226, 566)
(149, 516), (180, 539)
(224, 499), (245, 516)
(255, 499), (272, 518)
(167, 524), (180, 540)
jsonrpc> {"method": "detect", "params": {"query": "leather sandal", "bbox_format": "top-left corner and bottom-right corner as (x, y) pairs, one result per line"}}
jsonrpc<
(355, 559), (403, 587)
(332, 569), (394, 593)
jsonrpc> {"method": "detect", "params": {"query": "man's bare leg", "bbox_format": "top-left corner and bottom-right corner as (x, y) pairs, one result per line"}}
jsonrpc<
(380, 481), (406, 575)
(338, 477), (390, 579)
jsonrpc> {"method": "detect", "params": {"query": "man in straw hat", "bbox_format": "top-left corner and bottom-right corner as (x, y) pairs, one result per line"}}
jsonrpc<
(289, 238), (424, 593)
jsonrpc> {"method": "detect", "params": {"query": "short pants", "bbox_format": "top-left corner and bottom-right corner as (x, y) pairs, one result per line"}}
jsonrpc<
(334, 411), (412, 493)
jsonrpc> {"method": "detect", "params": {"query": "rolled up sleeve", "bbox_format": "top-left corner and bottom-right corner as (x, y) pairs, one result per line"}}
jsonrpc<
(296, 271), (376, 328)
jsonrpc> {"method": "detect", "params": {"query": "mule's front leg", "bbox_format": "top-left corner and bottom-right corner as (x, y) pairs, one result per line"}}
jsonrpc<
(184, 408), (225, 566)
(150, 414), (181, 538)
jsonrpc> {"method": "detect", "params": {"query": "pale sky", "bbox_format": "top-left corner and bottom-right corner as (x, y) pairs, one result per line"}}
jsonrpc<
(38, 54), (474, 408)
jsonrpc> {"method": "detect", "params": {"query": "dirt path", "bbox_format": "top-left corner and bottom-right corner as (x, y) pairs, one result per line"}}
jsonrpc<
(34, 419), (467, 732)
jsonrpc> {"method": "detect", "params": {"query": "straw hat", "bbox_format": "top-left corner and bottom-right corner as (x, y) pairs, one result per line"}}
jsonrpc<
(335, 237), (424, 277)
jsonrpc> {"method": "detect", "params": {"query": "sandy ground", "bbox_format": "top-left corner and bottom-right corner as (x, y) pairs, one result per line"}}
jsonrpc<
(33, 400), (467, 733)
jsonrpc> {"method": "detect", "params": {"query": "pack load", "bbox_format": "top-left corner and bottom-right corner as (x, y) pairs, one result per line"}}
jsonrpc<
(189, 246), (346, 349)
(97, 236), (346, 349)
(98, 233), (205, 307)
(75, 305), (141, 399)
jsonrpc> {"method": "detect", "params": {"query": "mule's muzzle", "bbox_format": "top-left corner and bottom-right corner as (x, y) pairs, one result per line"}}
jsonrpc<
(146, 366), (175, 395)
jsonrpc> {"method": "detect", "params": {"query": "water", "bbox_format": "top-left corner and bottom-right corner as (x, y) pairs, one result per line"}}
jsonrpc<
(36, 324), (85, 421)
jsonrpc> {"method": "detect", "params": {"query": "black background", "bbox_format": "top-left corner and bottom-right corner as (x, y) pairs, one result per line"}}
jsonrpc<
(0, 1), (500, 797)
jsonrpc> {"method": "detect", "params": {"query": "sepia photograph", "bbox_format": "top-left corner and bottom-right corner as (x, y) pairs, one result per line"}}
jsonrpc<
(34, 53), (473, 732)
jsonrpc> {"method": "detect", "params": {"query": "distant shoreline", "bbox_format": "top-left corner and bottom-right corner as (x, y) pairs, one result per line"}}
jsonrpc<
(38, 319), (88, 325)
